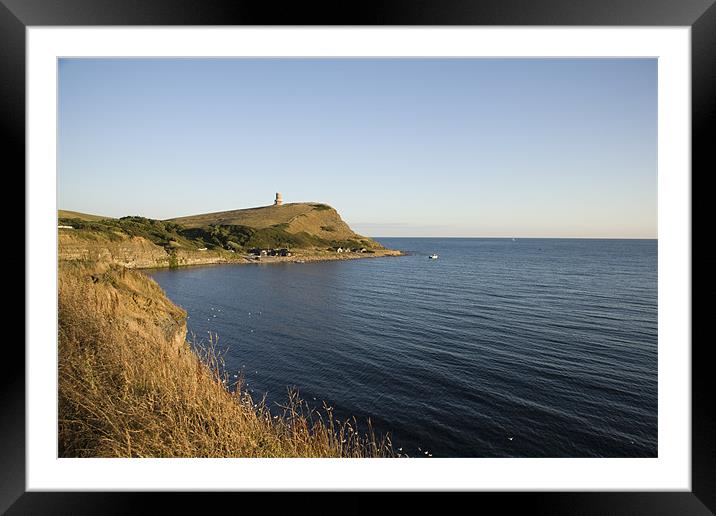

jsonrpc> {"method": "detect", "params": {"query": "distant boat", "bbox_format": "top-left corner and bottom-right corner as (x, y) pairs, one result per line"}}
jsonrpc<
(429, 254), (439, 260)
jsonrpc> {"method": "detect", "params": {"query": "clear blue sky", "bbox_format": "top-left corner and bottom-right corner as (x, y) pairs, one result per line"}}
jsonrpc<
(58, 58), (657, 238)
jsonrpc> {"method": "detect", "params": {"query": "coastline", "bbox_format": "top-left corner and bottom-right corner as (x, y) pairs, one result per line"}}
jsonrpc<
(58, 231), (404, 270)
(150, 248), (406, 270)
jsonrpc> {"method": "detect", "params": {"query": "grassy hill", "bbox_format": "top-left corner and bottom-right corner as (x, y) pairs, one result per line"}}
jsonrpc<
(58, 209), (113, 221)
(168, 202), (383, 251)
(58, 202), (387, 260)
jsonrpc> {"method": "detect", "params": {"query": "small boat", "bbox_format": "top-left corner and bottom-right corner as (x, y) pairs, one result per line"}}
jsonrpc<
(429, 254), (439, 260)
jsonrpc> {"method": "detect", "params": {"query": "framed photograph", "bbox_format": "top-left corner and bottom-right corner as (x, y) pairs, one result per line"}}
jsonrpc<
(9, 0), (712, 513)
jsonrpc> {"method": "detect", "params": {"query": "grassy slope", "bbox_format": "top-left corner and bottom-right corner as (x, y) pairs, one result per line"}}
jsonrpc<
(58, 210), (113, 221)
(169, 203), (317, 229)
(58, 216), (205, 251)
(58, 261), (394, 457)
(168, 202), (380, 247)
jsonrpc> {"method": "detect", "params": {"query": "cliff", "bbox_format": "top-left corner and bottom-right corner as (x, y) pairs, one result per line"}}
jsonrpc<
(58, 230), (246, 269)
(59, 231), (173, 268)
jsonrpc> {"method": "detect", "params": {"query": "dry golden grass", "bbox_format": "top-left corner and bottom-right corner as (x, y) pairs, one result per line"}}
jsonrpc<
(58, 209), (113, 221)
(58, 261), (394, 458)
(167, 202), (375, 244)
(168, 202), (316, 229)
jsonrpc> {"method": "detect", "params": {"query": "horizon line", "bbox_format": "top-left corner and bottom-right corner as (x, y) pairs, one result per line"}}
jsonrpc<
(57, 208), (656, 240)
(369, 236), (658, 240)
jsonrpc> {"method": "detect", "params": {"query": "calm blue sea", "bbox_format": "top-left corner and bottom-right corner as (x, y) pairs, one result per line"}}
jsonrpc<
(148, 238), (657, 457)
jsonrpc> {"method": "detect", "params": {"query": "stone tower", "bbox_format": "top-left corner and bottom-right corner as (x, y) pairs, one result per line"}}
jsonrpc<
(274, 192), (283, 206)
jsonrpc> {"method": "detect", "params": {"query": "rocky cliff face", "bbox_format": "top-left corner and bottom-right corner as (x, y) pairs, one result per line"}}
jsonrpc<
(59, 232), (171, 268)
(172, 248), (246, 267)
(58, 231), (246, 269)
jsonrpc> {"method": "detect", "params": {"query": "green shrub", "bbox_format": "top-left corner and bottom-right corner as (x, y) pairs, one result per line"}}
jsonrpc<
(59, 213), (382, 253)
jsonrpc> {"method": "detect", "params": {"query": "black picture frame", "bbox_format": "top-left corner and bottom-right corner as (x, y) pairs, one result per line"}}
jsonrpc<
(6, 0), (712, 513)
